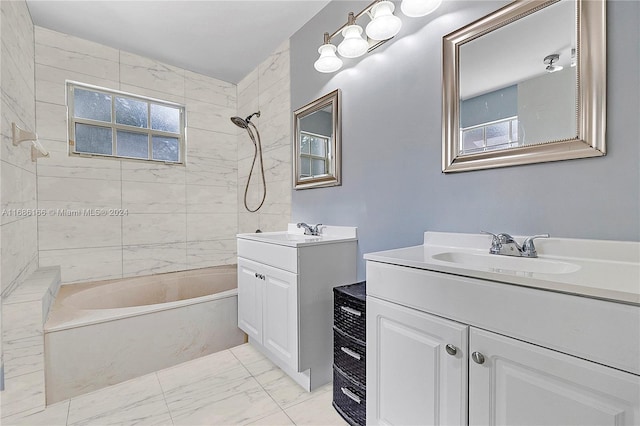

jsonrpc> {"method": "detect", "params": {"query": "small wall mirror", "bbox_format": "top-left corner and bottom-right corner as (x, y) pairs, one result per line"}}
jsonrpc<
(293, 89), (341, 190)
(442, 0), (606, 173)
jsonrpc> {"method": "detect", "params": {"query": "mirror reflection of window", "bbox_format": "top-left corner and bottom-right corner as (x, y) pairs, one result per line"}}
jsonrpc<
(299, 132), (330, 178)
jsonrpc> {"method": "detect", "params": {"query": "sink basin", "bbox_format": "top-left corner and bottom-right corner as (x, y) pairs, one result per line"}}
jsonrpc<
(432, 251), (581, 275)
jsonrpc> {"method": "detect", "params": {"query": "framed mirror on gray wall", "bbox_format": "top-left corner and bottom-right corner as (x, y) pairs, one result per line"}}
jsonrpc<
(442, 0), (606, 173)
(293, 89), (341, 189)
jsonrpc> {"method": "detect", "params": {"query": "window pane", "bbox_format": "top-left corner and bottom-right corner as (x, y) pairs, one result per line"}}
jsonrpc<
(486, 121), (510, 147)
(310, 137), (326, 156)
(300, 156), (311, 177)
(300, 135), (310, 154)
(74, 88), (111, 122)
(75, 123), (112, 155)
(312, 159), (326, 176)
(150, 104), (180, 133)
(115, 97), (148, 128)
(462, 128), (484, 153)
(117, 131), (148, 159)
(152, 136), (179, 162)
(511, 119), (519, 144)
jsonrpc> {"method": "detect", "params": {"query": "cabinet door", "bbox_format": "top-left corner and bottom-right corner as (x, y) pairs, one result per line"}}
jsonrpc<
(237, 257), (263, 341)
(261, 262), (299, 371)
(469, 328), (640, 426)
(367, 297), (468, 426)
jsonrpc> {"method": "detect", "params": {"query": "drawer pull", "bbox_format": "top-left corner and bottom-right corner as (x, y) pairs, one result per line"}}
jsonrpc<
(340, 306), (362, 316)
(340, 387), (361, 404)
(341, 346), (361, 360)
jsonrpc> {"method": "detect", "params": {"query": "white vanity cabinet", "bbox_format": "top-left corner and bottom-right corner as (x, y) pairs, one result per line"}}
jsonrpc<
(237, 226), (357, 391)
(365, 232), (640, 426)
(238, 257), (298, 369)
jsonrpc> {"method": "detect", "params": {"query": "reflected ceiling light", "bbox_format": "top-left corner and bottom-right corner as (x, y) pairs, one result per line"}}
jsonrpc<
(314, 32), (343, 73)
(544, 53), (563, 73)
(366, 1), (402, 41)
(315, 0), (443, 73)
(401, 0), (443, 17)
(338, 13), (369, 58)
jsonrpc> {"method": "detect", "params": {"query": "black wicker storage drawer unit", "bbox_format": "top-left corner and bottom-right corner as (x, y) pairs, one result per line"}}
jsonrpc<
(333, 282), (366, 426)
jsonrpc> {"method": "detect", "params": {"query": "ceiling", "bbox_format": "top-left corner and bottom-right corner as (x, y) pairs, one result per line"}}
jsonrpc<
(26, 1), (331, 84)
(459, 0), (576, 99)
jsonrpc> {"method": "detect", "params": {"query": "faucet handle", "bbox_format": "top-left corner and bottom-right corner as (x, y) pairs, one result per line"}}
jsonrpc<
(521, 234), (550, 257)
(312, 223), (323, 235)
(481, 231), (501, 254)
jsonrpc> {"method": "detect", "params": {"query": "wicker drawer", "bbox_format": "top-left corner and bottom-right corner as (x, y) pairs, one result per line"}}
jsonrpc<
(334, 290), (366, 342)
(333, 367), (366, 426)
(333, 328), (366, 388)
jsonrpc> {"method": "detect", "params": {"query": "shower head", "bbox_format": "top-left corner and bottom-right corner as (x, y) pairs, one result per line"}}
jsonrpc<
(231, 116), (248, 129)
(230, 111), (261, 129)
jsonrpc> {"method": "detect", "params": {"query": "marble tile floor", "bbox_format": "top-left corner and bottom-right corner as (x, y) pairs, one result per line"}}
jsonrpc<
(2, 343), (348, 426)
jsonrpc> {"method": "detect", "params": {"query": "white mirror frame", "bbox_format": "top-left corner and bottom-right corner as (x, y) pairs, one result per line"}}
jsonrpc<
(293, 89), (342, 190)
(442, 0), (606, 173)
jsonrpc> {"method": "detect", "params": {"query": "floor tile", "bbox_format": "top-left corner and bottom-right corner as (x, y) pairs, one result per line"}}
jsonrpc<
(0, 369), (45, 418)
(244, 357), (316, 409)
(167, 376), (282, 425)
(67, 373), (172, 426)
(230, 342), (267, 366)
(1, 400), (69, 426)
(284, 389), (348, 426)
(244, 410), (294, 425)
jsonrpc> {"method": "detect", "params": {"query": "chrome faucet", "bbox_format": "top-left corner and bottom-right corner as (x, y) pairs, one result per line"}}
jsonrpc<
(481, 231), (549, 258)
(297, 222), (322, 236)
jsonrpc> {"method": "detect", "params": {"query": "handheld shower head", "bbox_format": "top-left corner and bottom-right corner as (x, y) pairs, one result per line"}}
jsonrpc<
(230, 116), (248, 129)
(230, 111), (261, 129)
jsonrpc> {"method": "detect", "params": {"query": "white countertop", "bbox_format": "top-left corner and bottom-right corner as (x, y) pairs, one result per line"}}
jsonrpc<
(237, 224), (357, 248)
(364, 232), (640, 306)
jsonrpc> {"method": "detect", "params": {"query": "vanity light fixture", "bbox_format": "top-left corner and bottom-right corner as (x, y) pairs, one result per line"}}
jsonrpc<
(366, 1), (403, 41)
(338, 13), (369, 58)
(314, 33), (344, 73)
(314, 0), (442, 73)
(401, 0), (443, 18)
(544, 53), (563, 73)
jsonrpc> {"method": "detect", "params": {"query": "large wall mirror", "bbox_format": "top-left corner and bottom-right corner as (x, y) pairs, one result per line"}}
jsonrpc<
(442, 0), (606, 173)
(293, 89), (341, 189)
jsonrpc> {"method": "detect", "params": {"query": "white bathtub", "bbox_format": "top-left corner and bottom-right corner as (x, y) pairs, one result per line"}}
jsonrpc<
(44, 265), (246, 404)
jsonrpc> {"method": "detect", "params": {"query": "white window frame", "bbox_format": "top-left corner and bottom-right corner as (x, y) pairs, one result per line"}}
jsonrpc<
(460, 116), (519, 155)
(299, 131), (331, 178)
(66, 81), (186, 164)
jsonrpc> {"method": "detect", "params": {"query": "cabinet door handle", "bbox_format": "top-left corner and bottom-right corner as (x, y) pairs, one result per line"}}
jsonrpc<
(341, 346), (361, 360)
(445, 344), (457, 356)
(340, 387), (361, 404)
(471, 351), (485, 364)
(255, 272), (259, 278)
(340, 306), (362, 317)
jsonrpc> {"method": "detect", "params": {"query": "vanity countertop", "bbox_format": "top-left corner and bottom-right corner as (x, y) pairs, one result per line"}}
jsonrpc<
(364, 232), (640, 306)
(237, 224), (357, 248)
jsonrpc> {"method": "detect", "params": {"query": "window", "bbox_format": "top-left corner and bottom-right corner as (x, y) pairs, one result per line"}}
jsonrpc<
(460, 116), (519, 155)
(299, 131), (330, 178)
(67, 82), (185, 164)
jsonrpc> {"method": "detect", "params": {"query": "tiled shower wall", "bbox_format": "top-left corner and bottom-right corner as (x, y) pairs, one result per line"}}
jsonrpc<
(34, 27), (240, 284)
(237, 40), (292, 233)
(1, 1), (38, 296)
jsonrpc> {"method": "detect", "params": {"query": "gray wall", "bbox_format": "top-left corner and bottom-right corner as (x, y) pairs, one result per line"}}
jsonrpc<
(461, 85), (517, 128)
(291, 0), (640, 280)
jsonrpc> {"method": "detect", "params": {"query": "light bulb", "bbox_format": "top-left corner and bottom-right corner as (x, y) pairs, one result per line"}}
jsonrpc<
(401, 0), (443, 17)
(366, 1), (402, 40)
(338, 25), (368, 58)
(314, 43), (343, 73)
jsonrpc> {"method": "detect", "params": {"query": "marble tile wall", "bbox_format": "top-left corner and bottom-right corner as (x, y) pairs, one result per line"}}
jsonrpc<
(1, 0), (38, 296)
(237, 39), (292, 233)
(33, 27), (240, 283)
(1, 0), (38, 393)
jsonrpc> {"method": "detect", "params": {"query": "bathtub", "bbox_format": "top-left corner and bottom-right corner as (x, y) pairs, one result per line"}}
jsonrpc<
(44, 265), (246, 404)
